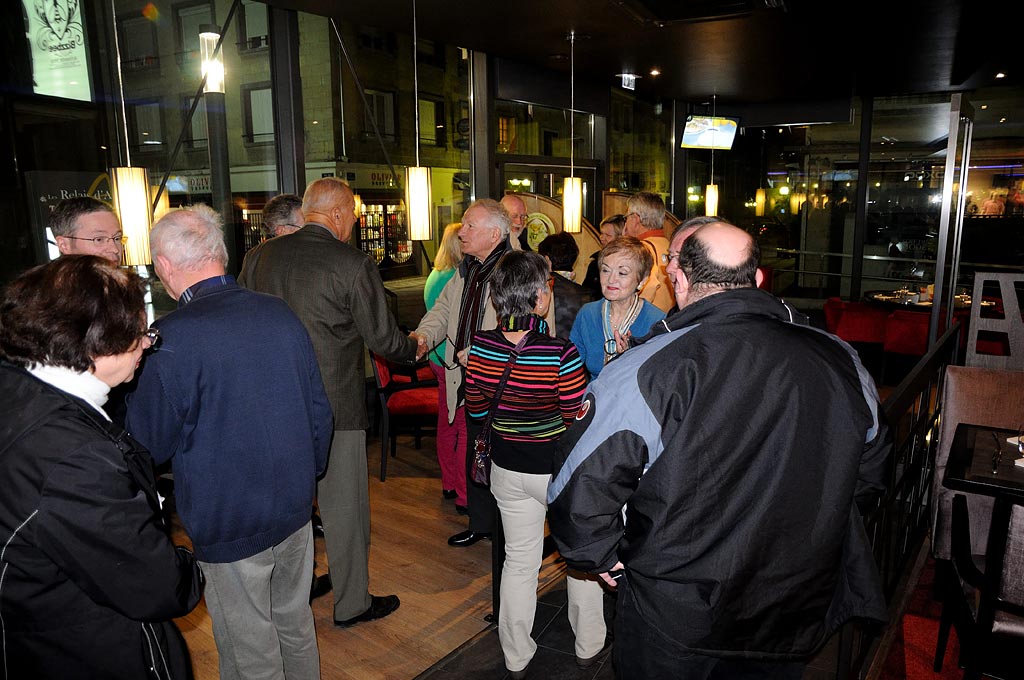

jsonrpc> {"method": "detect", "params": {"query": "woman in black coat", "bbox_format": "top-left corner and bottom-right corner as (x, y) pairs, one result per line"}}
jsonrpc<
(0, 255), (204, 679)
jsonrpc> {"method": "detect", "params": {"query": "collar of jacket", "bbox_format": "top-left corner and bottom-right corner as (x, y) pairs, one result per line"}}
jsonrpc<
(645, 287), (802, 340)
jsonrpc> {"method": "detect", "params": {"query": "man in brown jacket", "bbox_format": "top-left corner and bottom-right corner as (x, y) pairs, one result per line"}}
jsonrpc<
(238, 177), (417, 627)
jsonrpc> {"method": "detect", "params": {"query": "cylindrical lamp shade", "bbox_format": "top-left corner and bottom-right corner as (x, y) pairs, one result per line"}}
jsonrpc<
(562, 176), (583, 233)
(705, 184), (719, 217)
(199, 25), (224, 94)
(353, 193), (363, 219)
(110, 167), (153, 266)
(755, 188), (766, 217)
(405, 166), (432, 241)
(789, 192), (806, 215)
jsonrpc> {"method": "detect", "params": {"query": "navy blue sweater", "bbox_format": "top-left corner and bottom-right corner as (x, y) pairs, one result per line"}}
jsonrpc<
(126, 277), (333, 563)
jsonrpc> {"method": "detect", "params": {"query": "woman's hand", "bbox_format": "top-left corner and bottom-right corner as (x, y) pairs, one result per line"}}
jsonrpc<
(456, 347), (469, 367)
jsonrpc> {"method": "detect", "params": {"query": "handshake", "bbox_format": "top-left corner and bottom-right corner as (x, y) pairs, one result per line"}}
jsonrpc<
(409, 331), (429, 361)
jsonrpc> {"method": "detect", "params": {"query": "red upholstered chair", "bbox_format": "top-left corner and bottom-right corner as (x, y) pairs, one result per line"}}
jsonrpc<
(823, 297), (844, 334)
(370, 352), (439, 481)
(833, 301), (887, 345)
(883, 310), (930, 356)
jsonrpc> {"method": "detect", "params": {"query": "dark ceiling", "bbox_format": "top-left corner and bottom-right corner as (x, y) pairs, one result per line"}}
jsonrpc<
(268, 0), (1017, 107)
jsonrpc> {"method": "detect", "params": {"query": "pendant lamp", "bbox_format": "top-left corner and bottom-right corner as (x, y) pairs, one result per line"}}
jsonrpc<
(110, 166), (153, 266)
(562, 31), (582, 233)
(705, 94), (718, 217)
(405, 0), (432, 241)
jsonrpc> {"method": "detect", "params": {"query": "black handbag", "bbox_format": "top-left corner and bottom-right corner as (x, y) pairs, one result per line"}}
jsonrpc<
(471, 334), (529, 485)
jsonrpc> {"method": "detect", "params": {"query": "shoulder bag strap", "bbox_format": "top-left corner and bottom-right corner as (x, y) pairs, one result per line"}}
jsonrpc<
(479, 333), (530, 439)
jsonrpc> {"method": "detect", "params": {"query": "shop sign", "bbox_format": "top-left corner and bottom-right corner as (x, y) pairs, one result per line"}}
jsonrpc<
(23, 0), (93, 102)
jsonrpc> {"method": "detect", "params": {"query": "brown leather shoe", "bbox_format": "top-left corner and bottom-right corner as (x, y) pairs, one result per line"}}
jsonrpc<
(334, 594), (400, 627)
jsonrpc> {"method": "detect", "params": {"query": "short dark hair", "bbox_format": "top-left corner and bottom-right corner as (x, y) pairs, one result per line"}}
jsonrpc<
(679, 231), (759, 292)
(0, 255), (147, 371)
(262, 193), (303, 236)
(537, 232), (579, 271)
(50, 197), (117, 237)
(489, 251), (549, 318)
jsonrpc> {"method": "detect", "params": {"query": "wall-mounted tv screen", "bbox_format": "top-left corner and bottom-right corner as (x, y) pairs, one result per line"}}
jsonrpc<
(680, 115), (740, 150)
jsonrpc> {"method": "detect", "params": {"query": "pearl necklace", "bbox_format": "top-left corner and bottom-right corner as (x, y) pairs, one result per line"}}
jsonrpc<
(602, 294), (642, 362)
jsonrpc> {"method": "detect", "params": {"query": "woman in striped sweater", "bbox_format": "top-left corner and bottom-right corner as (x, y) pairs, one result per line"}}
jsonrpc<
(464, 250), (606, 679)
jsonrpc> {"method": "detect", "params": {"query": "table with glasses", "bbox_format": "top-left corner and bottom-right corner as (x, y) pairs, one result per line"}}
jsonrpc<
(864, 289), (990, 311)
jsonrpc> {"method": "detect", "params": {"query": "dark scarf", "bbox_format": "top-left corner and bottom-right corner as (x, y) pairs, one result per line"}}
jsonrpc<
(455, 239), (511, 353)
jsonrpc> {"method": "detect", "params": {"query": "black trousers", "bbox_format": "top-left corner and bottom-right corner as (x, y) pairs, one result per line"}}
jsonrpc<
(464, 418), (497, 533)
(613, 574), (807, 680)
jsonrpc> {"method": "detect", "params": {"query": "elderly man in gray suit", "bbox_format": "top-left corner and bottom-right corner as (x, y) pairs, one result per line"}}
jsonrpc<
(238, 177), (418, 628)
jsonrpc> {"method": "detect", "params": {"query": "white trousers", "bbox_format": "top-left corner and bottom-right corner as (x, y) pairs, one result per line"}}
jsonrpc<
(200, 523), (320, 680)
(490, 463), (607, 672)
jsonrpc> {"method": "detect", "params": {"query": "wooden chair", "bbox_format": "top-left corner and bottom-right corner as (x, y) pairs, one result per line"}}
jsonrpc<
(934, 494), (1024, 679)
(369, 352), (439, 481)
(930, 366), (1024, 677)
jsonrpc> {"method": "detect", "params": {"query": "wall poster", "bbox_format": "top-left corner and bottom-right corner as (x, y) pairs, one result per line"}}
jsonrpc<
(23, 0), (94, 102)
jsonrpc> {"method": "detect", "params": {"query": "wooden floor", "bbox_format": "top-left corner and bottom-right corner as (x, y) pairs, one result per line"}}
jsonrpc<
(170, 432), (566, 680)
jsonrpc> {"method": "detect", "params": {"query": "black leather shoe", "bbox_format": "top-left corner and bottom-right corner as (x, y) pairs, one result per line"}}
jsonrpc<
(442, 489), (457, 500)
(455, 504), (469, 516)
(448, 530), (491, 547)
(309, 574), (332, 603)
(576, 641), (612, 669)
(334, 594), (400, 628)
(508, 665), (529, 679)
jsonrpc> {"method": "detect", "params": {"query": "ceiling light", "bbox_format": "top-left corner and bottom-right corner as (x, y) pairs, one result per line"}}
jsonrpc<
(649, 68), (660, 77)
(995, 72), (1005, 79)
(406, 0), (432, 241)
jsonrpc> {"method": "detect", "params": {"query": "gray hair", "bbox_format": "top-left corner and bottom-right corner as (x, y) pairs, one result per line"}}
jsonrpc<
(626, 191), (666, 231)
(262, 193), (303, 237)
(150, 204), (229, 271)
(466, 198), (511, 239)
(489, 251), (549, 318)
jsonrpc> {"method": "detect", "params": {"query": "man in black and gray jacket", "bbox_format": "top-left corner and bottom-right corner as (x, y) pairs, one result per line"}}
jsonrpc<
(548, 221), (891, 680)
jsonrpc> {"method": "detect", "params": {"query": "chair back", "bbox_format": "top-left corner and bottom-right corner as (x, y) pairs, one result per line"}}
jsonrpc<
(965, 273), (1024, 370)
(370, 352), (393, 390)
(931, 365), (1024, 560)
(884, 309), (930, 356)
(834, 301), (887, 345)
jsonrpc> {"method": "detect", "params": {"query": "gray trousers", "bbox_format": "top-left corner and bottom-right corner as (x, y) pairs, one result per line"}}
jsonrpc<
(318, 429), (372, 620)
(200, 523), (319, 680)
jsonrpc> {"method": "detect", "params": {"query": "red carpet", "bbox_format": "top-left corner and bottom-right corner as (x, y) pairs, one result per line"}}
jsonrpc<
(878, 556), (963, 680)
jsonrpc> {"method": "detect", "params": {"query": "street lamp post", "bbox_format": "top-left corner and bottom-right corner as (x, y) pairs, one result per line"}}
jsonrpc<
(200, 25), (237, 274)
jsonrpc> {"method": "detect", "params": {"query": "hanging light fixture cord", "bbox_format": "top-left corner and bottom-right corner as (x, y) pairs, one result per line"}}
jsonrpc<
(569, 30), (575, 180)
(412, 0), (421, 168)
(710, 94), (716, 187)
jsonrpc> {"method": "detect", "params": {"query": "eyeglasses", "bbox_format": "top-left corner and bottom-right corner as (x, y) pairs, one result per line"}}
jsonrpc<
(65, 233), (127, 246)
(428, 335), (460, 371)
(141, 327), (161, 351)
(507, 213), (528, 221)
(661, 251), (681, 266)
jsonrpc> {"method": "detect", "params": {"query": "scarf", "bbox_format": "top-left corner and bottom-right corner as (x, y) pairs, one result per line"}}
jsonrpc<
(454, 239), (511, 354)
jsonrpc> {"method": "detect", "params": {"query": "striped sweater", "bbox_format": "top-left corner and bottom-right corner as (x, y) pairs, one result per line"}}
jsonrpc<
(465, 319), (587, 474)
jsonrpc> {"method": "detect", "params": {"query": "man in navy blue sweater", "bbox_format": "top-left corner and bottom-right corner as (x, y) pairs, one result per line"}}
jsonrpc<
(127, 204), (334, 679)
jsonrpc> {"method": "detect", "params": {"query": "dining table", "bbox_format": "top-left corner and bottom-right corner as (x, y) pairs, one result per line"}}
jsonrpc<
(863, 289), (994, 312)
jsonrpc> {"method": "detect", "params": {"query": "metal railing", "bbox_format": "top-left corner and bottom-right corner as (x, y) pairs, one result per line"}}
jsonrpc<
(836, 321), (961, 678)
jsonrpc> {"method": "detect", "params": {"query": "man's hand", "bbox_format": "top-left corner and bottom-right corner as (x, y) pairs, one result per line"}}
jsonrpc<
(410, 332), (429, 360)
(598, 561), (625, 588)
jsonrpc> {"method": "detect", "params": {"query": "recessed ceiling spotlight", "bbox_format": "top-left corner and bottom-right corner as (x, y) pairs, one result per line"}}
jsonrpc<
(981, 104), (988, 110)
(649, 68), (661, 77)
(1000, 117), (1007, 123)
(995, 72), (1006, 79)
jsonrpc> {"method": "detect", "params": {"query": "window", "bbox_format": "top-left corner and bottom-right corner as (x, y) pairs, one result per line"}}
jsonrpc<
(130, 102), (164, 150)
(238, 0), (269, 51)
(175, 2), (213, 59)
(416, 39), (445, 69)
(418, 98), (445, 147)
(364, 90), (396, 141)
(357, 26), (396, 55)
(119, 16), (159, 71)
(183, 96), (208, 149)
(498, 116), (515, 153)
(242, 84), (274, 143)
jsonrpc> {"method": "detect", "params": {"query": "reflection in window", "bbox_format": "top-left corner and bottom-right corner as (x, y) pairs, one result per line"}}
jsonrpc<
(238, 0), (269, 51)
(183, 96), (208, 149)
(365, 90), (396, 141)
(130, 102), (164, 150)
(243, 84), (274, 143)
(358, 26), (396, 55)
(175, 2), (213, 58)
(419, 99), (445, 147)
(498, 116), (515, 153)
(119, 15), (159, 71)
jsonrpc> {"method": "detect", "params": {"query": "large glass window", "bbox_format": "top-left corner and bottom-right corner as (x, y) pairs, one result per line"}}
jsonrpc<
(119, 15), (159, 71)
(364, 90), (397, 142)
(174, 2), (213, 58)
(237, 0), (269, 51)
(242, 84), (273, 143)
(418, 98), (445, 147)
(129, 101), (165, 151)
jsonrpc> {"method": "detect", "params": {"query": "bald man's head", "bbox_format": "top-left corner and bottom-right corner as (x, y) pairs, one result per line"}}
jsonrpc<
(673, 221), (759, 307)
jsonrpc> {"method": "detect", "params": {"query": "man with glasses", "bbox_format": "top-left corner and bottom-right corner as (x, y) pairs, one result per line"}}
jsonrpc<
(622, 191), (674, 312)
(127, 204), (333, 679)
(411, 198), (513, 547)
(259, 193), (304, 239)
(50, 196), (126, 264)
(501, 193), (531, 251)
(548, 221), (889, 680)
